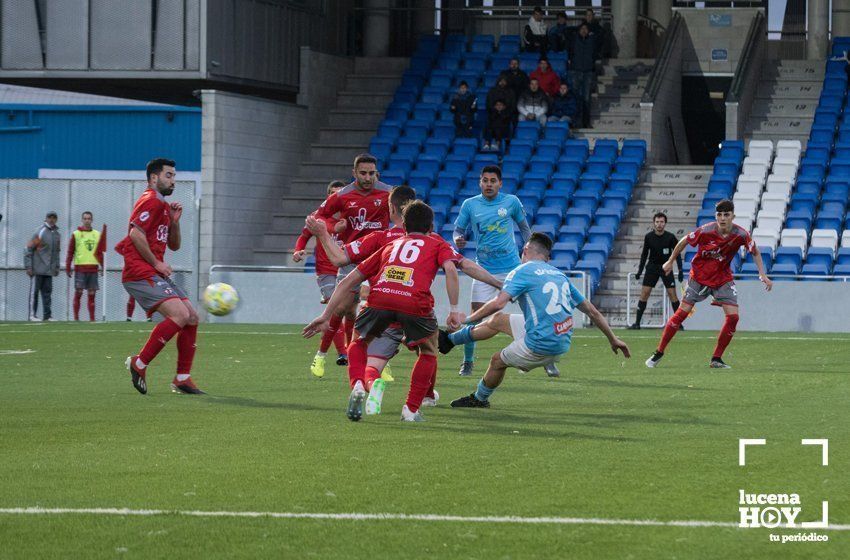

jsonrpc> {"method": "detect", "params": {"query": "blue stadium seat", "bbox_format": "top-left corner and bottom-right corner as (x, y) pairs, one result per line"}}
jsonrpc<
(435, 171), (463, 192)
(535, 207), (563, 228)
(771, 262), (801, 277)
(556, 160), (583, 178)
(593, 209), (622, 230)
(381, 170), (407, 185)
(558, 225), (586, 246)
(550, 175), (577, 193)
(532, 223), (557, 241)
(502, 160), (526, 179)
(785, 209), (814, 231)
(515, 121), (541, 141)
(587, 226), (615, 247)
(415, 155), (442, 176)
(542, 193), (569, 212)
(806, 247), (835, 271)
(564, 207), (592, 230)
(550, 254), (577, 271)
(775, 247), (804, 270)
(800, 263), (830, 279)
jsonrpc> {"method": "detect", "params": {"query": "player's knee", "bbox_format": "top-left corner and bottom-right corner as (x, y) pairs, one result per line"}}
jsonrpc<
(489, 351), (506, 370)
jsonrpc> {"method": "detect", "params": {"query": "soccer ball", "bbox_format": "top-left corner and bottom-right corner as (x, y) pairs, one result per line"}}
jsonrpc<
(203, 283), (239, 316)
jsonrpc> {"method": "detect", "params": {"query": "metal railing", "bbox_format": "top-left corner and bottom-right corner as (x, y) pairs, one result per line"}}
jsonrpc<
(641, 12), (683, 104)
(728, 11), (766, 103)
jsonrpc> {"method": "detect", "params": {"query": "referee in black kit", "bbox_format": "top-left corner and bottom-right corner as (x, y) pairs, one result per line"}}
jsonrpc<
(628, 212), (684, 330)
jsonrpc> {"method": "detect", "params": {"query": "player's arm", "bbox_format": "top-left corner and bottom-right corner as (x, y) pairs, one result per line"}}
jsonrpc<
(65, 233), (75, 277)
(442, 259), (464, 330)
(512, 199), (532, 243)
(458, 258), (503, 289)
(167, 202), (182, 251)
(129, 226), (172, 277)
(750, 245), (773, 291)
(302, 268), (366, 338)
(314, 192), (340, 220)
(674, 238), (684, 279)
(453, 202), (471, 249)
(465, 291), (512, 324)
(662, 235), (690, 275)
(292, 228), (311, 263)
(577, 300), (631, 357)
(305, 215), (351, 267)
(635, 237), (648, 279)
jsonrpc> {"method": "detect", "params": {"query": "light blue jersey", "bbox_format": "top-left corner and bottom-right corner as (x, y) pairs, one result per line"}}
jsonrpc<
(502, 260), (586, 355)
(455, 192), (525, 274)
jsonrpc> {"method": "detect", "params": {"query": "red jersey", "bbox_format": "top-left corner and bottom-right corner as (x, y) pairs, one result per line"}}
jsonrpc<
(345, 225), (405, 264)
(356, 233), (462, 317)
(687, 222), (754, 288)
(315, 181), (392, 244)
(115, 188), (171, 282)
(294, 214), (342, 276)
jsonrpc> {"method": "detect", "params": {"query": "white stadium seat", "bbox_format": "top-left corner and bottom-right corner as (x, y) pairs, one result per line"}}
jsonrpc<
(732, 197), (759, 221)
(756, 210), (784, 233)
(736, 177), (764, 196)
(780, 228), (809, 255)
(735, 216), (753, 232)
(842, 230), (850, 248)
(775, 140), (802, 161)
(748, 140), (774, 162)
(741, 160), (769, 182)
(760, 192), (788, 215)
(752, 227), (780, 250)
(765, 176), (793, 200)
(771, 158), (799, 179)
(811, 229), (839, 252)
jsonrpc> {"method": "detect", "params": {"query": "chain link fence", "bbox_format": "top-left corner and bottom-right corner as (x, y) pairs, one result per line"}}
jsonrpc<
(0, 179), (198, 321)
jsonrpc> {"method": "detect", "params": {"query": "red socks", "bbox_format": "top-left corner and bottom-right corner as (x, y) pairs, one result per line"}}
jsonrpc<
(138, 318), (183, 365)
(365, 366), (381, 391)
(347, 338), (368, 388)
(344, 318), (354, 346)
(176, 324), (198, 374)
(333, 330), (346, 354)
(319, 314), (343, 353)
(73, 291), (82, 321)
(713, 314), (739, 359)
(127, 297), (136, 319)
(426, 367), (438, 400)
(658, 307), (690, 353)
(406, 354), (437, 413)
(87, 293), (96, 321)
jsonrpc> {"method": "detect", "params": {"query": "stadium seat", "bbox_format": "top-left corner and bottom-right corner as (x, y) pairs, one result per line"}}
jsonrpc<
(811, 229), (839, 252)
(748, 139), (774, 161)
(775, 140), (802, 161)
(780, 229), (809, 255)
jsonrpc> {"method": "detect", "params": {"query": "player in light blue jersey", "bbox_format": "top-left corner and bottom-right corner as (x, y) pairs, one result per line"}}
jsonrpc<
(454, 165), (535, 378)
(438, 233), (630, 408)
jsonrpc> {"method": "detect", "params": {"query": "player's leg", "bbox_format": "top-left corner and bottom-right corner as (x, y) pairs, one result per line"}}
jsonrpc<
(124, 277), (191, 394)
(126, 297), (136, 321)
(439, 311), (512, 355)
(710, 283), (739, 368)
(73, 288), (83, 321)
(172, 297), (204, 394)
(647, 279), (705, 367)
(402, 330), (438, 421)
(311, 274), (345, 378)
(459, 300), (484, 376)
(41, 276), (53, 320)
(86, 273), (98, 322)
(630, 284), (653, 329)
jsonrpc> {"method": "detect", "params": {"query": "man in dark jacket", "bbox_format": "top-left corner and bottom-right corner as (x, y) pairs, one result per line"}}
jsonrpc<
(547, 12), (571, 53)
(569, 23), (598, 128)
(498, 58), (530, 103)
(549, 83), (577, 124)
(483, 100), (513, 151)
(486, 77), (516, 116)
(25, 211), (61, 321)
(450, 81), (477, 138)
(583, 9), (606, 59)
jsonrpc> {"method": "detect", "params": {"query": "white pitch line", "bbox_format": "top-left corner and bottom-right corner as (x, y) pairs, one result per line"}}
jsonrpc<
(1, 507), (849, 531)
(0, 329), (297, 336)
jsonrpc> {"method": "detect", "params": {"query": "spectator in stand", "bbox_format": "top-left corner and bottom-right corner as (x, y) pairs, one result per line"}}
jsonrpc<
(583, 8), (605, 60)
(529, 58), (561, 98)
(498, 58), (529, 103)
(450, 81), (477, 138)
(549, 83), (577, 124)
(523, 6), (548, 53)
(548, 12), (571, 53)
(483, 100), (513, 151)
(517, 78), (548, 126)
(24, 211), (61, 321)
(486, 76), (516, 117)
(569, 23), (598, 128)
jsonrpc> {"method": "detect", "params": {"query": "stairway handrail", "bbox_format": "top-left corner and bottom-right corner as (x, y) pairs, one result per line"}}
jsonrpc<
(641, 12), (683, 103)
(728, 11), (766, 103)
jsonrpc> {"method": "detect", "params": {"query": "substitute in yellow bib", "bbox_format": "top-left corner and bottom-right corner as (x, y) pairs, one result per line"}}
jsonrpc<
(66, 211), (104, 321)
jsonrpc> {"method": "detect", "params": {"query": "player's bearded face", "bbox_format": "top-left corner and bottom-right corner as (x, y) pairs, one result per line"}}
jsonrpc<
(355, 165), (377, 190)
(155, 166), (176, 195)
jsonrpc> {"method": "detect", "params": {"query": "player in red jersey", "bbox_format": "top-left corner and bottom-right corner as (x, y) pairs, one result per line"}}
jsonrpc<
(115, 158), (203, 395)
(645, 199), (772, 369)
(293, 180), (348, 375)
(307, 186), (502, 413)
(304, 201), (465, 422)
(313, 154), (393, 371)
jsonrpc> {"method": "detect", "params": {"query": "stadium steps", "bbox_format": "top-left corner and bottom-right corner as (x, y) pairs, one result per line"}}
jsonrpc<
(572, 58), (654, 143)
(744, 60), (823, 149)
(253, 57), (407, 265)
(593, 164), (712, 326)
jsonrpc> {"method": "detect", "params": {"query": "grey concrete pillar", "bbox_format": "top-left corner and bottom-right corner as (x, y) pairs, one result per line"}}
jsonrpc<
(412, 0), (436, 38)
(612, 0), (639, 58)
(363, 0), (390, 57)
(647, 0), (673, 29)
(808, 0), (829, 60)
(833, 0), (850, 39)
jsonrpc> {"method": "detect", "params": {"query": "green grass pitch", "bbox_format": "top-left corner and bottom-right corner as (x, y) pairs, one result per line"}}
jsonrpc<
(1, 322), (848, 559)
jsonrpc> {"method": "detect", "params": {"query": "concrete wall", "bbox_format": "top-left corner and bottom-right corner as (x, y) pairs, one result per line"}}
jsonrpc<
(641, 16), (690, 164)
(198, 49), (353, 292)
(725, 15), (766, 141)
(678, 8), (762, 75)
(678, 280), (850, 333)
